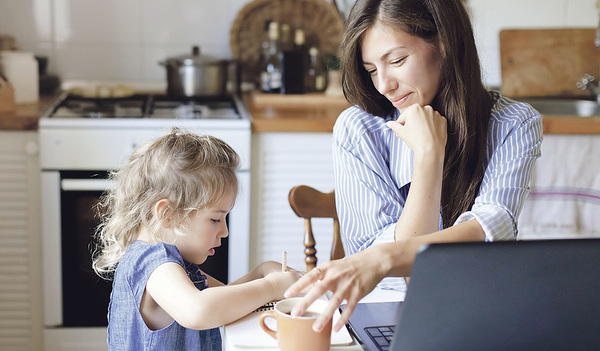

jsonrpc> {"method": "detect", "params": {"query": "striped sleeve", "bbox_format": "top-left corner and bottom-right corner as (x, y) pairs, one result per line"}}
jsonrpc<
(455, 94), (543, 241)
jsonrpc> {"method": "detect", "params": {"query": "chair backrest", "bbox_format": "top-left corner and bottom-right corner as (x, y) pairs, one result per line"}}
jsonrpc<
(288, 185), (345, 271)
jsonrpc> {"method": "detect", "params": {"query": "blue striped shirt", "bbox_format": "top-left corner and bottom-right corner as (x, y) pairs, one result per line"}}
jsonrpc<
(332, 91), (543, 289)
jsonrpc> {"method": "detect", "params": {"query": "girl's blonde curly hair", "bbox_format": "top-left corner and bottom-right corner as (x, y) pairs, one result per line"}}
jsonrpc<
(92, 128), (239, 279)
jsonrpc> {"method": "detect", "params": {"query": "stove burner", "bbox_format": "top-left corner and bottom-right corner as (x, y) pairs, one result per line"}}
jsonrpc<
(152, 100), (239, 119)
(51, 95), (147, 118)
(47, 94), (240, 120)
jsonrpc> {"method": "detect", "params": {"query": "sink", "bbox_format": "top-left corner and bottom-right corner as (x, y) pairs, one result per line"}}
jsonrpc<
(518, 98), (600, 117)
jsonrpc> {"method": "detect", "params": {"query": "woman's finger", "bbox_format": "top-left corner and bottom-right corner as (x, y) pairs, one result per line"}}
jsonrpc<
(386, 120), (404, 138)
(335, 296), (359, 332)
(292, 280), (330, 315)
(285, 266), (331, 319)
(312, 295), (344, 332)
(284, 265), (321, 298)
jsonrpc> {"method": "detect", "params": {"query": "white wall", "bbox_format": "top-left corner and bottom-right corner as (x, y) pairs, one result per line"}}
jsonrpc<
(0, 0), (597, 87)
(0, 0), (254, 84)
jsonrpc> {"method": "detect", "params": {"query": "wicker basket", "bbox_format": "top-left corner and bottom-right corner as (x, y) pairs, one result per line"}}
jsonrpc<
(230, 0), (344, 85)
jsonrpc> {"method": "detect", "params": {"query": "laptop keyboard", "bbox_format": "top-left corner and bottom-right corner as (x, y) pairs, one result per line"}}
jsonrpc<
(365, 325), (396, 351)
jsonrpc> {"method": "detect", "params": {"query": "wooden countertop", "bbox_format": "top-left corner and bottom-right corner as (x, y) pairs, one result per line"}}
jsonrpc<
(246, 93), (350, 133)
(3, 91), (600, 134)
(248, 93), (600, 134)
(0, 94), (56, 131)
(542, 115), (600, 134)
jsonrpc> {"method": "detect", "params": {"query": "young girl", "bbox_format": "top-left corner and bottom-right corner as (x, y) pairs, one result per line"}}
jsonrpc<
(92, 128), (300, 350)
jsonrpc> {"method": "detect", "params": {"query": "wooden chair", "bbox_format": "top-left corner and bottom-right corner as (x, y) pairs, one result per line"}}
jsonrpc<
(288, 185), (345, 271)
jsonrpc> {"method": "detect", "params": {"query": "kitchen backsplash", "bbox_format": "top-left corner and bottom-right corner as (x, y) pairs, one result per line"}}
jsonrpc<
(0, 0), (597, 89)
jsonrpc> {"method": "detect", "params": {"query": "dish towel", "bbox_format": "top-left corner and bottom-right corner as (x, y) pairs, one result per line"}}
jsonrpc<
(518, 135), (600, 239)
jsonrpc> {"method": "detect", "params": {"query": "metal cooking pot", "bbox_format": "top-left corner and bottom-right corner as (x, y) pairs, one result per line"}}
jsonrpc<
(160, 46), (234, 97)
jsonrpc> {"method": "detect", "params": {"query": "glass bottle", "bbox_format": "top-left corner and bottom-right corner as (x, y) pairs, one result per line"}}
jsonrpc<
(280, 23), (292, 52)
(280, 27), (307, 94)
(260, 21), (282, 94)
(294, 28), (307, 69)
(256, 20), (272, 89)
(305, 46), (327, 93)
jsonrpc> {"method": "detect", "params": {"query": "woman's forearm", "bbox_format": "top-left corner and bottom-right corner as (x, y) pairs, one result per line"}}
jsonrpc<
(282, 219), (485, 333)
(386, 104), (447, 242)
(394, 151), (444, 241)
(387, 219), (486, 277)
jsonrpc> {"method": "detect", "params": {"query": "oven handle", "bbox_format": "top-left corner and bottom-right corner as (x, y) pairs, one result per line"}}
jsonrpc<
(61, 179), (111, 191)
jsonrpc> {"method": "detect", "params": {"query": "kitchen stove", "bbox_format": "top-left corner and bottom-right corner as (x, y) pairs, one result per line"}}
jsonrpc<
(39, 92), (251, 169)
(39, 91), (251, 350)
(46, 93), (243, 120)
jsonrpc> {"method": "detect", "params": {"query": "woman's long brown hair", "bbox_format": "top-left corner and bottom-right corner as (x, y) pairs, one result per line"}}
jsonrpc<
(340, 0), (492, 228)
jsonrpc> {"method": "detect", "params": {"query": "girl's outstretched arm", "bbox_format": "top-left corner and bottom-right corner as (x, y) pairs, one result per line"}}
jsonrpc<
(144, 262), (300, 330)
(204, 274), (225, 287)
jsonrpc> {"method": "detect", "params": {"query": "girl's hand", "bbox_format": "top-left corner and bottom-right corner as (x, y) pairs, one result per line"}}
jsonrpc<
(265, 270), (303, 299)
(386, 104), (447, 159)
(256, 260), (300, 277)
(283, 248), (388, 333)
(256, 261), (283, 277)
(230, 261), (303, 286)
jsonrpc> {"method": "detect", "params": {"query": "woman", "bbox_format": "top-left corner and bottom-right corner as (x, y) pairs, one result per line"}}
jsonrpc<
(284, 0), (543, 333)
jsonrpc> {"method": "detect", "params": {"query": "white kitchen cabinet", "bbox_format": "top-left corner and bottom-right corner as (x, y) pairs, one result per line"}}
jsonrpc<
(0, 131), (43, 350)
(518, 135), (600, 239)
(250, 132), (335, 271)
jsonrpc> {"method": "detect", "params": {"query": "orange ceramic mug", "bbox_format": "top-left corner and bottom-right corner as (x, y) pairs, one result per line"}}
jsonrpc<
(259, 298), (332, 351)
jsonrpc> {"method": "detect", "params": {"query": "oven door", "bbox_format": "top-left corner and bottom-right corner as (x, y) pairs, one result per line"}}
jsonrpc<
(41, 170), (233, 327)
(42, 170), (112, 327)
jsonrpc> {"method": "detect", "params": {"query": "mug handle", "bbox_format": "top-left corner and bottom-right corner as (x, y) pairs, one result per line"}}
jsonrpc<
(258, 311), (278, 339)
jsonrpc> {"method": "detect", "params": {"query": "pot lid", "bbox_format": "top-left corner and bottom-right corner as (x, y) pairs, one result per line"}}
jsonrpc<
(165, 46), (224, 66)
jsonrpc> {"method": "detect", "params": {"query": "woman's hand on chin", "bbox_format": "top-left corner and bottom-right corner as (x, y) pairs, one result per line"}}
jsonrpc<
(386, 104), (447, 159)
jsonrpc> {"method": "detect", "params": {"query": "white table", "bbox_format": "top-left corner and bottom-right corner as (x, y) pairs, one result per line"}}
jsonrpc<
(223, 287), (405, 351)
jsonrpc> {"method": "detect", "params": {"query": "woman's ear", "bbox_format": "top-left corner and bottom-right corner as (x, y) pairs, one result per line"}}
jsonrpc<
(153, 199), (173, 228)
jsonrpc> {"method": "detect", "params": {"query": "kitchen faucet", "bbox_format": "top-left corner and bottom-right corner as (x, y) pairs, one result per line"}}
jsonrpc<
(577, 74), (600, 103)
(597, 0), (600, 46)
(580, 1), (600, 101)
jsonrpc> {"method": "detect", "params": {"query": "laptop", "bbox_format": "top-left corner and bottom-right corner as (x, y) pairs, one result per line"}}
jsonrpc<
(342, 239), (600, 351)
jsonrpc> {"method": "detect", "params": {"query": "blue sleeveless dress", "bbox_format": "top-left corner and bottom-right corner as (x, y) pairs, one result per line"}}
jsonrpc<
(107, 240), (221, 350)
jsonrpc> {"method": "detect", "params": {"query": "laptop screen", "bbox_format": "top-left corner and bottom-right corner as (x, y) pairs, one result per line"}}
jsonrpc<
(391, 239), (600, 351)
(345, 239), (600, 351)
